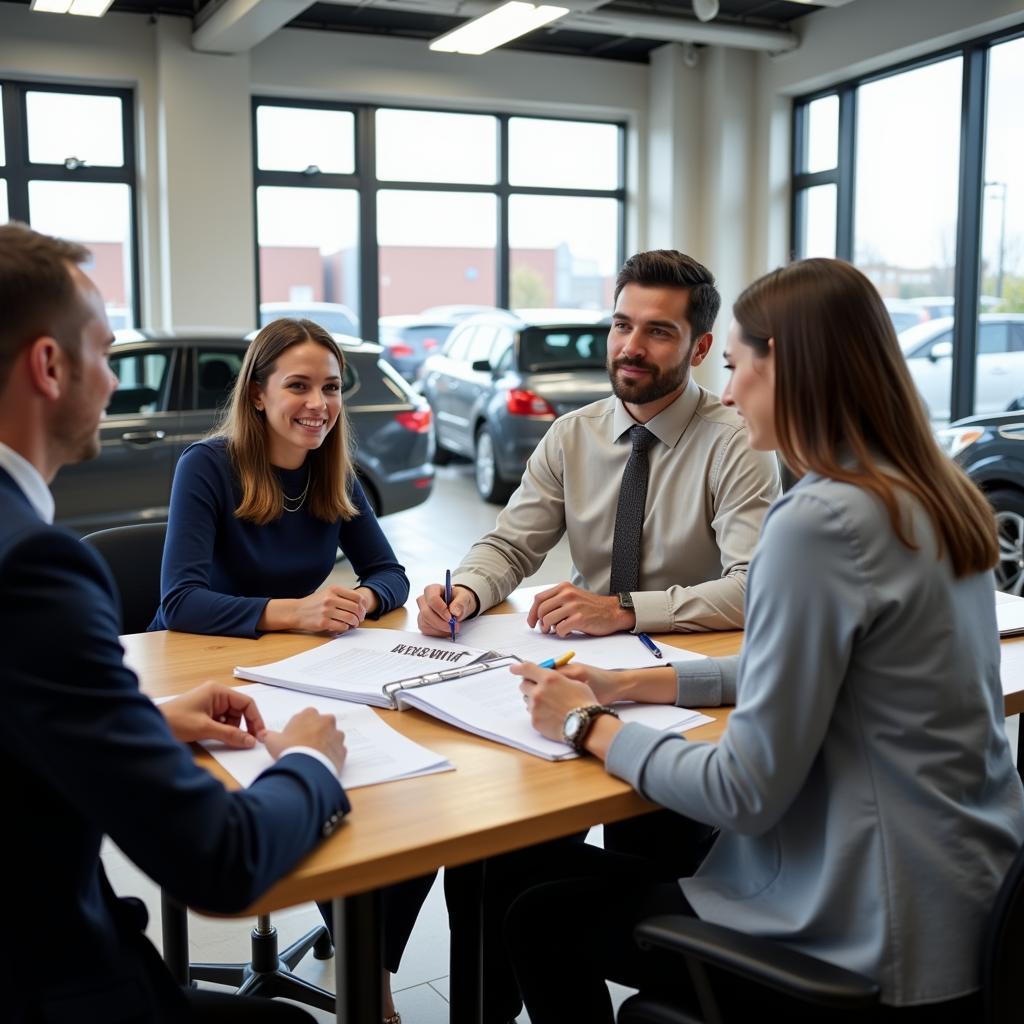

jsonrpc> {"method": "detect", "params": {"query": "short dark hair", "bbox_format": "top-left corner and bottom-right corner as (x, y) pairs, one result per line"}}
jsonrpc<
(614, 249), (721, 338)
(0, 222), (92, 392)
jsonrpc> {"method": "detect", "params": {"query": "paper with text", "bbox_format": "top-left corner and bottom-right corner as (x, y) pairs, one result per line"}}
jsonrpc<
(201, 683), (453, 789)
(996, 591), (1024, 638)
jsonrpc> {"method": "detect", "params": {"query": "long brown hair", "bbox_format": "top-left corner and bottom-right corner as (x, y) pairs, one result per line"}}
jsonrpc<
(216, 318), (358, 525)
(733, 258), (997, 577)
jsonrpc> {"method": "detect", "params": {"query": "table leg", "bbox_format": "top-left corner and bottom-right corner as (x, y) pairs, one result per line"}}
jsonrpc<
(161, 890), (190, 987)
(1017, 713), (1023, 785)
(447, 861), (485, 1024)
(333, 891), (382, 1024)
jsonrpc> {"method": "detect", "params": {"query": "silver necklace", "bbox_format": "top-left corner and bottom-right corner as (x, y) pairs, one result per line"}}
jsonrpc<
(282, 468), (311, 513)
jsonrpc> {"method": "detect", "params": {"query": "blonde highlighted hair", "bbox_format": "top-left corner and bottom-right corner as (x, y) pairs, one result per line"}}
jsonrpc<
(733, 258), (997, 578)
(215, 318), (358, 525)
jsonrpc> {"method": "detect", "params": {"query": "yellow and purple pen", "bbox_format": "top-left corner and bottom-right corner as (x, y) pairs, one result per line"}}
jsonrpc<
(538, 651), (576, 669)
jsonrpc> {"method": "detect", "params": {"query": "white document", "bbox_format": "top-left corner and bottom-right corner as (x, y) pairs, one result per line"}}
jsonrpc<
(200, 683), (453, 789)
(996, 591), (1024, 638)
(455, 613), (707, 669)
(1001, 641), (1024, 698)
(396, 661), (714, 761)
(234, 629), (490, 707)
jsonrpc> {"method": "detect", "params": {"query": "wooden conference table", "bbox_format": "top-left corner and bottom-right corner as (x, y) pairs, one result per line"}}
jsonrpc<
(124, 590), (1024, 1024)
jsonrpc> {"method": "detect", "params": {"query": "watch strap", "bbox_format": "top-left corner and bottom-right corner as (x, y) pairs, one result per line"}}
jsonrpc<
(564, 704), (620, 752)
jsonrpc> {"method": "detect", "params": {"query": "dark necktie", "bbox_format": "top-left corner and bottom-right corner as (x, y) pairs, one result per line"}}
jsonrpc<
(609, 424), (657, 594)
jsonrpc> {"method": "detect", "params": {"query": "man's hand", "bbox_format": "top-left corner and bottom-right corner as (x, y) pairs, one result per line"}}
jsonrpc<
(263, 707), (348, 775)
(527, 582), (635, 637)
(160, 680), (266, 749)
(417, 583), (478, 637)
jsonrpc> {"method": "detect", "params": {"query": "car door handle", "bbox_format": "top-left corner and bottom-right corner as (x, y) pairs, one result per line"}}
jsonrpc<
(121, 430), (166, 445)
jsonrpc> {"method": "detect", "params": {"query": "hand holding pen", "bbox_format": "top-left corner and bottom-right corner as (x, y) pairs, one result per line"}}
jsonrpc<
(415, 578), (480, 638)
(445, 570), (457, 643)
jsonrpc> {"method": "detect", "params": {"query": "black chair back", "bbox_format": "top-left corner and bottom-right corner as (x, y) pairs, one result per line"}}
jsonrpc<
(982, 841), (1024, 1023)
(82, 522), (167, 635)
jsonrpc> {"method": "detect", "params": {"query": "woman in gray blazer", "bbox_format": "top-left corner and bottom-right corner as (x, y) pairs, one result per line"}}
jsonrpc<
(508, 258), (1024, 1022)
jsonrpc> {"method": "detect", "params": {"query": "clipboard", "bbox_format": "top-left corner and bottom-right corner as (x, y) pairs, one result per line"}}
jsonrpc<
(383, 655), (521, 710)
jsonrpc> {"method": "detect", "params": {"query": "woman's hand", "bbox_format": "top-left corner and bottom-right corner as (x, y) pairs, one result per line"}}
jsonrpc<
(511, 662), (600, 742)
(160, 680), (266, 748)
(261, 585), (376, 633)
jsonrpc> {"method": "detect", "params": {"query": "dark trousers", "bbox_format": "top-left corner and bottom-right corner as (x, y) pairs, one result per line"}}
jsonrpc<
(317, 870), (436, 973)
(504, 842), (984, 1024)
(445, 810), (716, 1023)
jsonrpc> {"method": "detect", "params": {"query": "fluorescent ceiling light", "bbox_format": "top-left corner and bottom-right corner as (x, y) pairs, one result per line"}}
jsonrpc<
(68, 0), (116, 14)
(430, 1), (569, 56)
(30, 0), (74, 12)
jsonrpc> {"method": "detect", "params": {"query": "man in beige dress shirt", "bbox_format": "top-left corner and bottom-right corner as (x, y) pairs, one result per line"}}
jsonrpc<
(417, 249), (780, 637)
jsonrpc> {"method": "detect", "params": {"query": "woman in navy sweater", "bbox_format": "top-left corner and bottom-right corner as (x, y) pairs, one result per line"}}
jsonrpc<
(153, 317), (422, 1023)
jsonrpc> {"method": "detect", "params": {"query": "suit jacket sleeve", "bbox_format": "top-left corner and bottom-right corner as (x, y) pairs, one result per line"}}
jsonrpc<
(3, 529), (350, 913)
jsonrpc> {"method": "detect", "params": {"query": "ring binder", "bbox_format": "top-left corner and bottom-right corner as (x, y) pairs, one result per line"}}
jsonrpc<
(383, 656), (521, 709)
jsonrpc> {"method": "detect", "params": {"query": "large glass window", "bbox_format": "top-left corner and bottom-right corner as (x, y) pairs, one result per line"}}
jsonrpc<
(254, 102), (624, 344)
(0, 82), (138, 326)
(978, 36), (1024, 415)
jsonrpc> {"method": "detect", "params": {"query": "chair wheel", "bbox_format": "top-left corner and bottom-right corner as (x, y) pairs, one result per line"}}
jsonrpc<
(313, 930), (335, 960)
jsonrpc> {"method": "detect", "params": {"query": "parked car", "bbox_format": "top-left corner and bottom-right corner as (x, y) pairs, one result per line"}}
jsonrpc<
(419, 309), (612, 503)
(378, 314), (460, 382)
(51, 329), (434, 534)
(899, 313), (1024, 421)
(937, 410), (1024, 594)
(884, 298), (927, 335)
(259, 301), (360, 337)
(419, 304), (508, 322)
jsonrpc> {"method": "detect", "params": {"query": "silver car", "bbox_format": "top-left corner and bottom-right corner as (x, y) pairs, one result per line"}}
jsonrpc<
(52, 329), (435, 533)
(420, 309), (612, 503)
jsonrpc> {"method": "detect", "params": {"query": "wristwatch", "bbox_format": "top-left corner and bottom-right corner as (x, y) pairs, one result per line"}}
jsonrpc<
(562, 704), (620, 753)
(617, 591), (634, 610)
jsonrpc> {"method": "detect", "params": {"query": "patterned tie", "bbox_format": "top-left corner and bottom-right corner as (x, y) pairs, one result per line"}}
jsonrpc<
(609, 424), (658, 594)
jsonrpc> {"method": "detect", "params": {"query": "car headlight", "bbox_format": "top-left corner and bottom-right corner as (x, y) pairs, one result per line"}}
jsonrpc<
(935, 427), (984, 457)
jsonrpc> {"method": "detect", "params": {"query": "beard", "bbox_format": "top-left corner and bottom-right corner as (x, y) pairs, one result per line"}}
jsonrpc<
(608, 353), (690, 405)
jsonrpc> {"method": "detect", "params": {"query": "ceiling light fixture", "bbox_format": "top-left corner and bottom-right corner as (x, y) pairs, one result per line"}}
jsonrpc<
(30, 0), (115, 15)
(692, 0), (719, 22)
(429, 1), (569, 56)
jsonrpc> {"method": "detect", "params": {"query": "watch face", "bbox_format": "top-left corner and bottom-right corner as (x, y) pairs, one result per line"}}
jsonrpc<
(564, 710), (584, 743)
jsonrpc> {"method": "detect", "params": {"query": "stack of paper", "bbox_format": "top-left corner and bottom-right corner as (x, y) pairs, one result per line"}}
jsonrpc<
(201, 683), (453, 789)
(455, 613), (707, 668)
(395, 661), (714, 761)
(996, 591), (1024, 638)
(235, 629), (489, 707)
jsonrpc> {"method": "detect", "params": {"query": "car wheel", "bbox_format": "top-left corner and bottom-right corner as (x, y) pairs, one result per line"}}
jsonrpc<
(989, 488), (1024, 595)
(474, 426), (514, 505)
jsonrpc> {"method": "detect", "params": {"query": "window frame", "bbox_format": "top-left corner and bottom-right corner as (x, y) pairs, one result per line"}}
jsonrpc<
(790, 24), (1024, 421)
(0, 79), (141, 327)
(251, 97), (627, 344)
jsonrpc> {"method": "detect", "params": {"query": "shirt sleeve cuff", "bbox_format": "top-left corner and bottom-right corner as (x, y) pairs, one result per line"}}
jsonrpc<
(274, 747), (340, 780)
(674, 655), (739, 706)
(629, 590), (673, 634)
(452, 572), (497, 615)
(605, 721), (682, 795)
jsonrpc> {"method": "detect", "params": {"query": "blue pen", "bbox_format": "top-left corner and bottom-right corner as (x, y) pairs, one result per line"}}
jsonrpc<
(445, 569), (456, 643)
(637, 632), (663, 659)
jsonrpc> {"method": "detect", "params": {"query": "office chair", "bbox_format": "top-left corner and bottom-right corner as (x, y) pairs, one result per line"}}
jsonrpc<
(617, 841), (1024, 1024)
(81, 523), (337, 1011)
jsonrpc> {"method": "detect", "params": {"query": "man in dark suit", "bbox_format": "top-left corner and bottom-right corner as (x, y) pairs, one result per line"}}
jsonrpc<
(0, 222), (350, 1022)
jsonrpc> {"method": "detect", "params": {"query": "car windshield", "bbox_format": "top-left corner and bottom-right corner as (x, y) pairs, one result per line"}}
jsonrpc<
(260, 306), (359, 336)
(520, 327), (608, 372)
(898, 317), (953, 354)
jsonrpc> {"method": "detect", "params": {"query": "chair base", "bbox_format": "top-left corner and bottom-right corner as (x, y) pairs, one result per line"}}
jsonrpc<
(189, 920), (336, 1013)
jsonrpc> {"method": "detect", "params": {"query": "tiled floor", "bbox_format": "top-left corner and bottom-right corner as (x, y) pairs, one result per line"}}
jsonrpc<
(102, 461), (1021, 1021)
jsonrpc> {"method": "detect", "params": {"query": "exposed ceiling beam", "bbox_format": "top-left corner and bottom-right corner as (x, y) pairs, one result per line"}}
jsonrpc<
(193, 0), (316, 53)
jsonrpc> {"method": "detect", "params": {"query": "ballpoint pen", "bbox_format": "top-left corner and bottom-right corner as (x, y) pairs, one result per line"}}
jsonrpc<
(538, 650), (576, 669)
(445, 569), (457, 643)
(636, 633), (663, 659)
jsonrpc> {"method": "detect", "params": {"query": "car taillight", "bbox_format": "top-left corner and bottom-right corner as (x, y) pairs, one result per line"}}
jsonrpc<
(422, 337), (439, 350)
(388, 343), (414, 358)
(507, 389), (556, 418)
(395, 409), (432, 433)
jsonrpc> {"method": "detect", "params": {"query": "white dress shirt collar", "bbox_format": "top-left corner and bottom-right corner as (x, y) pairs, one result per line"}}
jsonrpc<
(0, 442), (55, 524)
(611, 377), (702, 449)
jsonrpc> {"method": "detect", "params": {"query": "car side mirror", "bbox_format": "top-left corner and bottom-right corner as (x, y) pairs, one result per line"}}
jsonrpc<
(929, 340), (953, 362)
(471, 359), (492, 373)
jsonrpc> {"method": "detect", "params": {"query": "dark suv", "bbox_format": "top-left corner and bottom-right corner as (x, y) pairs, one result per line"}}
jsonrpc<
(938, 411), (1024, 594)
(420, 309), (612, 503)
(51, 329), (435, 534)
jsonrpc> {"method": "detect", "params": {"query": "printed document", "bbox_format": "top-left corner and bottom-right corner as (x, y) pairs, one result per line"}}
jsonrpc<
(234, 629), (489, 707)
(200, 683), (453, 789)
(996, 591), (1024, 638)
(396, 661), (714, 761)
(455, 613), (707, 668)
(1001, 640), (1024, 698)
